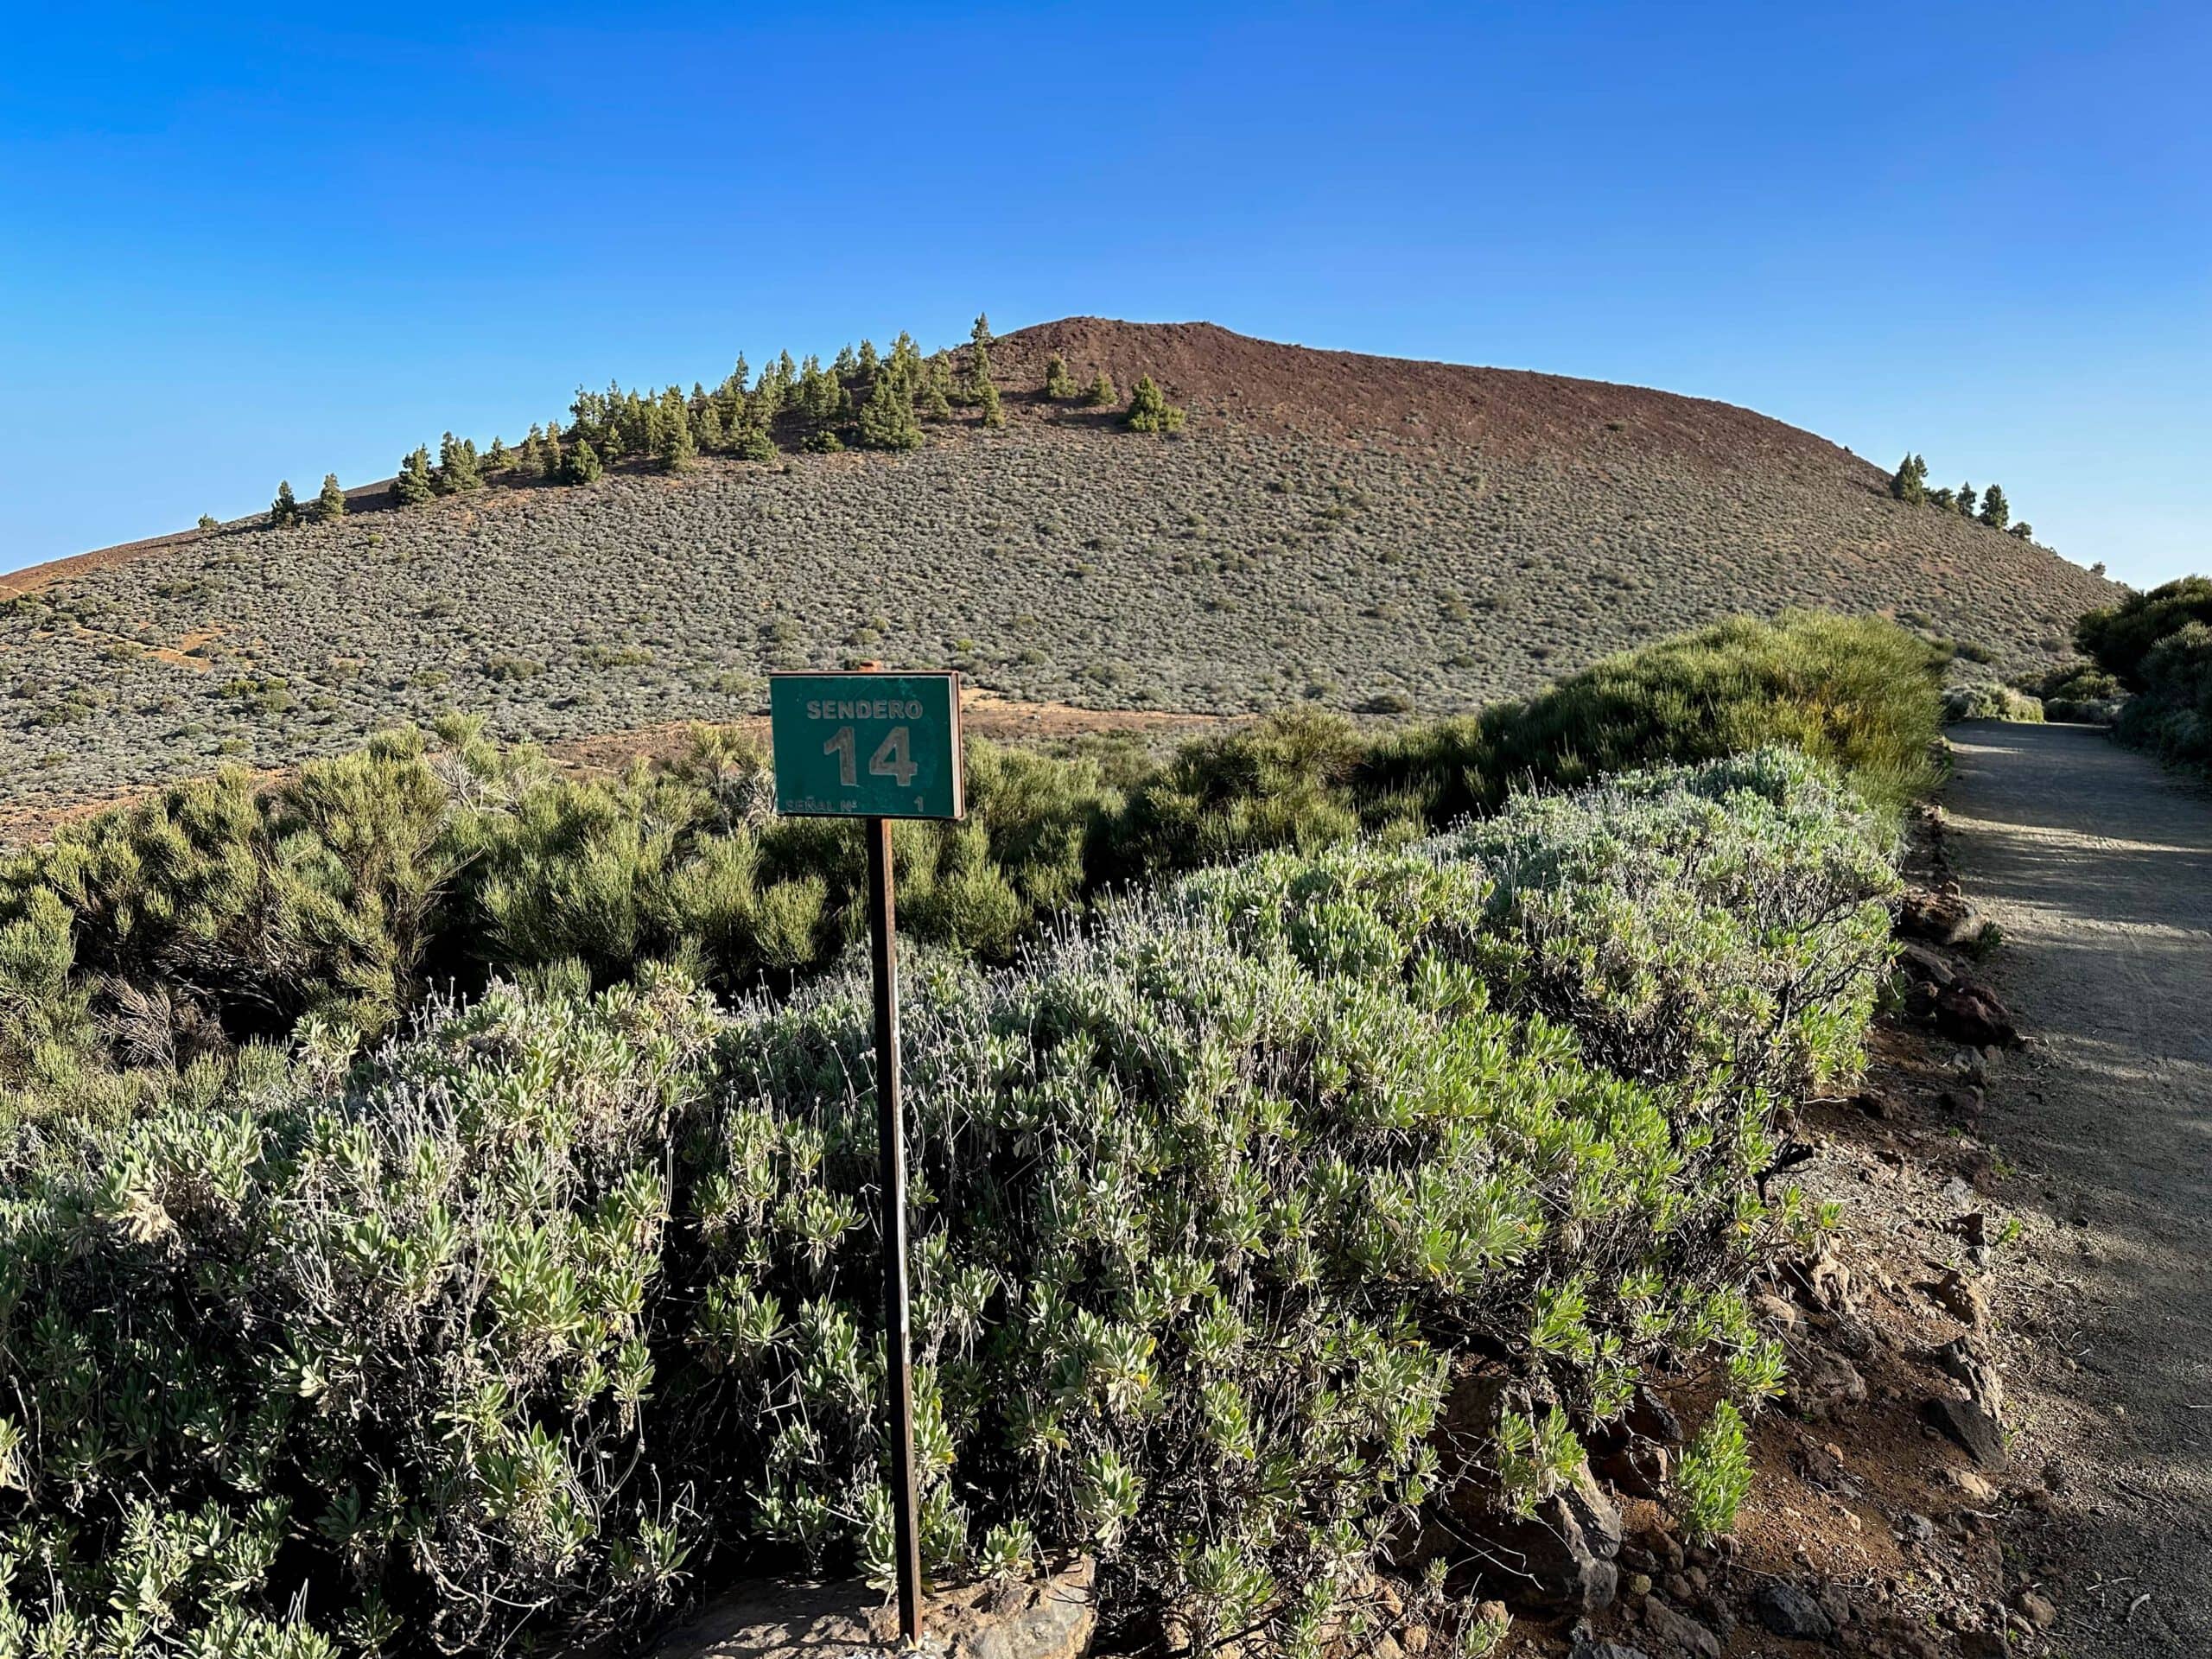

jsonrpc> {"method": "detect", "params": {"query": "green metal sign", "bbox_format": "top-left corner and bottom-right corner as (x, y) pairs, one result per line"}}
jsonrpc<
(769, 671), (965, 820)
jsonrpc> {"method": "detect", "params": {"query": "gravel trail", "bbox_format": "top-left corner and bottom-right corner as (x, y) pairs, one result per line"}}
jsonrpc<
(1946, 721), (2212, 1654)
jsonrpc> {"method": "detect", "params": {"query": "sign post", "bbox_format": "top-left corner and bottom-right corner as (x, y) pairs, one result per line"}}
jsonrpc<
(768, 670), (964, 1648)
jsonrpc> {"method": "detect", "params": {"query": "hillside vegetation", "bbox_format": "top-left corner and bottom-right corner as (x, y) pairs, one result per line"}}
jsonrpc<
(0, 613), (1938, 1121)
(0, 318), (2109, 819)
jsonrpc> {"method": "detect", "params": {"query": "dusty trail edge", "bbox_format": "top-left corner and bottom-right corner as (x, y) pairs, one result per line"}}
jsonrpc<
(1947, 720), (2212, 1656)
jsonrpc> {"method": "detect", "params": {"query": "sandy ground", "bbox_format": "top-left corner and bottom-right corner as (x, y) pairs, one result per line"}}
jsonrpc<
(1946, 721), (2212, 1654)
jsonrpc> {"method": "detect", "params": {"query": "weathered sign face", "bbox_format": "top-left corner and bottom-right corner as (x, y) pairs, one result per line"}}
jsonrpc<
(768, 671), (964, 820)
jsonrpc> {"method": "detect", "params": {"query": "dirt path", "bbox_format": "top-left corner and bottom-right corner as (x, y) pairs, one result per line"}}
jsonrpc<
(1945, 721), (2212, 1654)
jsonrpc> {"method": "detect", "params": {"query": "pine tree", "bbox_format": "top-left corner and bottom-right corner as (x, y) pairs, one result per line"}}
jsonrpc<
(658, 392), (699, 472)
(1890, 454), (1926, 505)
(1085, 370), (1117, 408)
(858, 374), (924, 450)
(486, 436), (509, 471)
(833, 343), (859, 378)
(966, 336), (995, 406)
(971, 313), (994, 350)
(888, 332), (922, 389)
(394, 447), (436, 505)
(978, 380), (1004, 429)
(269, 480), (302, 528)
(435, 432), (482, 494)
(540, 424), (566, 482)
(562, 436), (605, 484)
(1956, 483), (1977, 518)
(858, 339), (880, 377)
(1044, 353), (1075, 400)
(315, 473), (347, 521)
(518, 425), (544, 475)
(1124, 374), (1186, 434)
(920, 368), (953, 423)
(733, 421), (778, 461)
(1978, 484), (2010, 531)
(694, 397), (727, 452)
(2008, 521), (2034, 541)
(1927, 486), (1955, 512)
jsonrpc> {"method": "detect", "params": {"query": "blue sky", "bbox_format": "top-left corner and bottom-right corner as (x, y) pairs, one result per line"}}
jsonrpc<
(3, 2), (2205, 586)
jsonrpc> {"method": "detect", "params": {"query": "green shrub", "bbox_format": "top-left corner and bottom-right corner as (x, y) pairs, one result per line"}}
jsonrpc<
(1359, 612), (1945, 823)
(1084, 370), (1116, 407)
(2077, 576), (2212, 689)
(1675, 1401), (1753, 1542)
(0, 748), (1883, 1655)
(1043, 353), (1075, 399)
(1942, 682), (2045, 723)
(2076, 578), (2212, 769)
(1125, 374), (1186, 434)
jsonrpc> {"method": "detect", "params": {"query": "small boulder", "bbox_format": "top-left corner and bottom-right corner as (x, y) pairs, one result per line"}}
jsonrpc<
(1642, 1598), (1720, 1658)
(1787, 1351), (1868, 1421)
(1923, 1396), (2007, 1470)
(1923, 1334), (2005, 1416)
(1921, 1268), (1990, 1329)
(1570, 1644), (1652, 1659)
(1934, 983), (2023, 1049)
(2013, 1587), (2057, 1630)
(1752, 1581), (1837, 1641)
(1897, 889), (1979, 946)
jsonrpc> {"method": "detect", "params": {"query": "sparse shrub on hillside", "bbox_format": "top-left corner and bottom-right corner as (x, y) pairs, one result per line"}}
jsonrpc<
(1043, 352), (1076, 399)
(394, 444), (435, 505)
(2010, 522), (2034, 541)
(1125, 374), (1186, 434)
(562, 435), (605, 484)
(1085, 369), (1116, 407)
(435, 431), (483, 494)
(314, 472), (346, 521)
(0, 748), (1892, 1655)
(267, 480), (301, 529)
(195, 512), (219, 531)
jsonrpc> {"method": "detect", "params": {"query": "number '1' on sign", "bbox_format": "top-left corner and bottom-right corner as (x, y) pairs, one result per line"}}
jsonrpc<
(768, 671), (964, 819)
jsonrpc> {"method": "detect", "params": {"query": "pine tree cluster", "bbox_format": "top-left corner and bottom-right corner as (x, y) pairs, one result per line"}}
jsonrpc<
(274, 314), (1211, 522)
(1890, 454), (2031, 539)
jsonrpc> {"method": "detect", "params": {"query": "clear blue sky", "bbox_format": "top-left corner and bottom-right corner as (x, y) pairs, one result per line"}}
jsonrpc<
(3, 1), (2205, 586)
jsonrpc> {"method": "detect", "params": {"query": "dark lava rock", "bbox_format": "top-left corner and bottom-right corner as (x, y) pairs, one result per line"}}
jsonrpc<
(1923, 1395), (2008, 1469)
(1752, 1580), (1837, 1640)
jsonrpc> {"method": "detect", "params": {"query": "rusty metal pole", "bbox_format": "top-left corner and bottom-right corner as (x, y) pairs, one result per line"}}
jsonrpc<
(866, 815), (925, 1647)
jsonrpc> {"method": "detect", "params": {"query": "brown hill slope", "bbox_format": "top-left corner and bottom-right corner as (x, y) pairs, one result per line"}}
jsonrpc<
(0, 319), (2115, 819)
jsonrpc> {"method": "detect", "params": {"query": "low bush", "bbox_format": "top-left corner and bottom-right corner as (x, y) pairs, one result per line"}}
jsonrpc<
(0, 748), (1892, 1656)
(2035, 662), (2126, 723)
(1941, 682), (2045, 723)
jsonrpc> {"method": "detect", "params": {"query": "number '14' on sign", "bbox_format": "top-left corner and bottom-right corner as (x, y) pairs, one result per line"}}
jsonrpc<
(822, 724), (918, 788)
